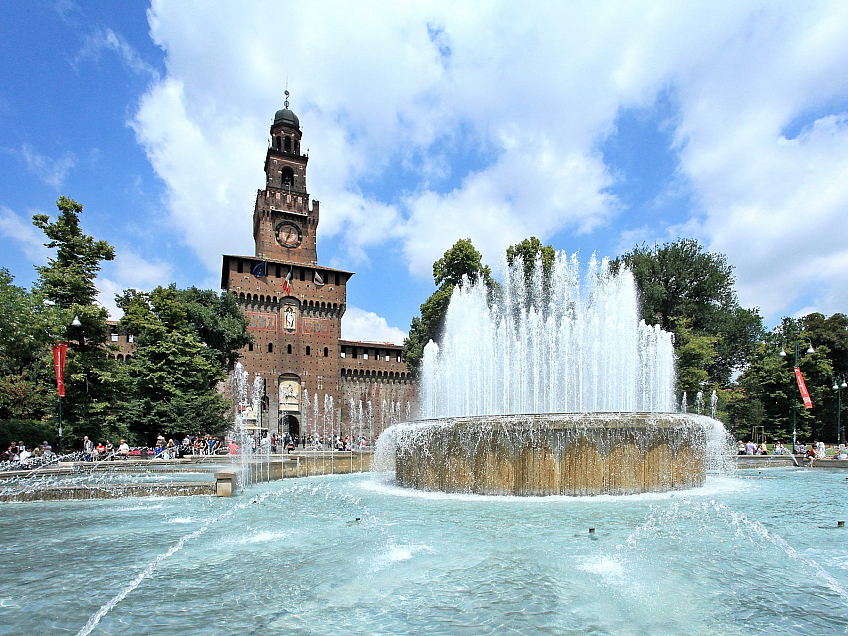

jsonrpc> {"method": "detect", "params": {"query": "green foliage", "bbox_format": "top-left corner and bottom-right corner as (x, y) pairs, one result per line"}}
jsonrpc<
(506, 236), (555, 286)
(671, 318), (717, 396)
(0, 269), (62, 420)
(0, 419), (60, 452)
(612, 238), (762, 386)
(405, 239), (494, 375)
(33, 196), (115, 313)
(433, 238), (493, 288)
(117, 285), (246, 443)
(731, 316), (836, 441)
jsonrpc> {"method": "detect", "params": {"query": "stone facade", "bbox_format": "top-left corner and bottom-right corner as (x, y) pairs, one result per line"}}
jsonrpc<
(220, 103), (416, 439)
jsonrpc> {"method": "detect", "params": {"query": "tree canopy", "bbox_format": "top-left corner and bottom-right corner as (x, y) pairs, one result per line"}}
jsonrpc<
(116, 285), (250, 443)
(611, 238), (763, 388)
(404, 239), (494, 375)
(505, 236), (555, 286)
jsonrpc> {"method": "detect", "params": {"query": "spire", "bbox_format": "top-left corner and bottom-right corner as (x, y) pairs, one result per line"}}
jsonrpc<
(284, 76), (290, 109)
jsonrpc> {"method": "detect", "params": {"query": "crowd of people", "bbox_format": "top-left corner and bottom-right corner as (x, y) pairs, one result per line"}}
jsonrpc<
(737, 438), (848, 464)
(2, 440), (54, 466)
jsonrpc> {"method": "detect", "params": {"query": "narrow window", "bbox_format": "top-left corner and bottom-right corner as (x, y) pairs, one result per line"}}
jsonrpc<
(128, 334), (134, 343)
(248, 343), (254, 352)
(268, 343), (273, 353)
(363, 353), (369, 360)
(237, 259), (243, 274)
(275, 264), (281, 278)
(287, 344), (292, 354)
(300, 268), (305, 282)
(110, 333), (119, 342)
(324, 347), (329, 357)
(306, 346), (311, 356)
(284, 137), (292, 152)
(340, 351), (346, 358)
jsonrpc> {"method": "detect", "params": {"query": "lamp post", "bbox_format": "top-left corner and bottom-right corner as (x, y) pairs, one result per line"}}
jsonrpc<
(778, 335), (814, 447)
(833, 374), (847, 445)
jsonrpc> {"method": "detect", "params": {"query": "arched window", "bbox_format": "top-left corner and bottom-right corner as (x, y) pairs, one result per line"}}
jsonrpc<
(287, 344), (292, 354)
(281, 167), (294, 188)
(268, 342), (273, 353)
(306, 346), (311, 356)
(125, 355), (132, 364)
(323, 347), (329, 357)
(284, 136), (292, 152)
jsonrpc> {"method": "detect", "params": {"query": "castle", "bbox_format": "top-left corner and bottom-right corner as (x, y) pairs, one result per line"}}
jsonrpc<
(219, 98), (416, 439)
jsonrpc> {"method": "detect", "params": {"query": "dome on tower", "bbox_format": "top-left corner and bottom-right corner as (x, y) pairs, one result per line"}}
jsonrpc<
(273, 107), (300, 129)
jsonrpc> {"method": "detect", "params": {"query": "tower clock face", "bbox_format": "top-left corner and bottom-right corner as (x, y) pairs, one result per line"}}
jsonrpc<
(275, 221), (302, 248)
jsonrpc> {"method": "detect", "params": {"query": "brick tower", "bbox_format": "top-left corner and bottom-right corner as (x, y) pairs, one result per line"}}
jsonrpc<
(221, 94), (415, 441)
(221, 93), (349, 437)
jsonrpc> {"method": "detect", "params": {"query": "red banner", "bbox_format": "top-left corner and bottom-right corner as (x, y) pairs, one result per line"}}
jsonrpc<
(53, 342), (68, 397)
(794, 367), (813, 409)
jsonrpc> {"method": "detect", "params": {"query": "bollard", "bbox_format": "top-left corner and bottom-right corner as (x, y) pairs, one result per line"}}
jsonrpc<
(215, 471), (236, 497)
(589, 527), (595, 535)
(839, 521), (845, 528)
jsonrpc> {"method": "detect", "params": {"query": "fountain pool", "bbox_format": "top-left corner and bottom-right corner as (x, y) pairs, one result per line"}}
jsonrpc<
(2, 468), (847, 634)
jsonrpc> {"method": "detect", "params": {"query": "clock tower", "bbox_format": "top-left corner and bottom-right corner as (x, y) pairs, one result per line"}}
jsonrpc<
(253, 90), (319, 264)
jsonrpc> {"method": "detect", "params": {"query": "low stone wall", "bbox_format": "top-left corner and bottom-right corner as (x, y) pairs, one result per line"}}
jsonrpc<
(0, 482), (216, 502)
(735, 455), (848, 468)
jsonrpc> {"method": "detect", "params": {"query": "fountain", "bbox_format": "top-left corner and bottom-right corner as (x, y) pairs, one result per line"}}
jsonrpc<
(378, 253), (728, 495)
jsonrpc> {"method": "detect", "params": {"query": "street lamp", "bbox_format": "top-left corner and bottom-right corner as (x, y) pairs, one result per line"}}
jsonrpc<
(833, 374), (847, 445)
(778, 335), (814, 447)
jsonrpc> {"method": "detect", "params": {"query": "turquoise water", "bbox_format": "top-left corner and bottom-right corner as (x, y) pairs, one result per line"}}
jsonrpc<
(2, 468), (847, 635)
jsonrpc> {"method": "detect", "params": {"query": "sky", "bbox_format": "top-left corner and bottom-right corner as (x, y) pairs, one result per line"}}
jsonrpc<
(2, 1), (848, 345)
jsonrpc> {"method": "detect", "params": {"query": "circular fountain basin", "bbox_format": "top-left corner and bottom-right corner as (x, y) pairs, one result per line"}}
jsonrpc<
(388, 413), (715, 496)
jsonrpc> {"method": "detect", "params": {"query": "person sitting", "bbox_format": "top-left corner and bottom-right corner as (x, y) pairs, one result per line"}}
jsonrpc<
(118, 440), (130, 458)
(806, 444), (817, 467)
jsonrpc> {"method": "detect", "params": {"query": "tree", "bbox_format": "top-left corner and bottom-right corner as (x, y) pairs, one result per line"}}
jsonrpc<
(31, 197), (119, 444)
(177, 287), (251, 369)
(0, 269), (61, 420)
(117, 285), (249, 442)
(671, 318), (717, 397)
(404, 239), (494, 375)
(433, 238), (493, 288)
(505, 236), (555, 287)
(611, 238), (762, 386)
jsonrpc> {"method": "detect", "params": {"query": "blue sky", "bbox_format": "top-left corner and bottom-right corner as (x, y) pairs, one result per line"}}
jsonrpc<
(3, 1), (848, 343)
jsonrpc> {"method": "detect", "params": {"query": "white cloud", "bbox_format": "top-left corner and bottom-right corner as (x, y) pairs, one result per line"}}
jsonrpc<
(0, 206), (51, 264)
(342, 306), (407, 344)
(75, 27), (159, 78)
(131, 1), (848, 322)
(17, 144), (76, 189)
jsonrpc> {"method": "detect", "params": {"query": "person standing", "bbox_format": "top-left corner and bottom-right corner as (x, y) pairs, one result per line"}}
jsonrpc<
(82, 436), (94, 462)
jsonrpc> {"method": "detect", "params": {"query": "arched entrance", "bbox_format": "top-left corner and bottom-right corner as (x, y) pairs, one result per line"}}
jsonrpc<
(283, 414), (300, 439)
